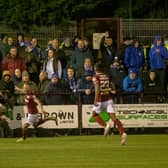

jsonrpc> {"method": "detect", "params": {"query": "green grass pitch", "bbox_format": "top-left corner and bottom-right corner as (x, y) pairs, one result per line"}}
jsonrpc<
(0, 134), (168, 168)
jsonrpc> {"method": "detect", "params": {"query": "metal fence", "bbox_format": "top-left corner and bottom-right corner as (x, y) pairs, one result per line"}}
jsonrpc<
(121, 18), (168, 44)
(0, 22), (77, 49)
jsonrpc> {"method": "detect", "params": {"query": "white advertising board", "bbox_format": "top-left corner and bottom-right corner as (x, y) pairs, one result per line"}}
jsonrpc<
(10, 105), (78, 129)
(82, 104), (168, 128)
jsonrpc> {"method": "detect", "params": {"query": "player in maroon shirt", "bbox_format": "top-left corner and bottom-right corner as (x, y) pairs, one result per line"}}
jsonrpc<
(16, 83), (57, 142)
(92, 63), (127, 145)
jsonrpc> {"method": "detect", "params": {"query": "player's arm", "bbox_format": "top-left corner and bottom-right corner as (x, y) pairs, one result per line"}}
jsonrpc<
(94, 82), (100, 105)
(110, 81), (116, 94)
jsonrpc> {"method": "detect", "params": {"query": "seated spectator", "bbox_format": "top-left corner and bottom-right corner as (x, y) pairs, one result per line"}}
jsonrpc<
(0, 70), (15, 108)
(12, 68), (22, 86)
(110, 57), (126, 91)
(43, 73), (67, 105)
(37, 71), (49, 104)
(109, 57), (126, 103)
(15, 71), (38, 105)
(123, 68), (143, 103)
(143, 70), (164, 103)
(63, 66), (77, 104)
(77, 71), (94, 104)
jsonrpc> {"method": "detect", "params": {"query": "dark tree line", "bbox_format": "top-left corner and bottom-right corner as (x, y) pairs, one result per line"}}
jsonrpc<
(0, 0), (168, 30)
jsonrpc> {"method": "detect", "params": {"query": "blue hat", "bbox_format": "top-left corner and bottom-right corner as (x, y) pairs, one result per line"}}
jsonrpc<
(129, 68), (137, 74)
(51, 73), (58, 78)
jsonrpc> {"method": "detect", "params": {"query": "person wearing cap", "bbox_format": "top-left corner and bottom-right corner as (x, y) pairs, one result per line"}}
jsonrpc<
(43, 73), (67, 105)
(123, 67), (143, 103)
(77, 70), (94, 104)
(0, 70), (15, 108)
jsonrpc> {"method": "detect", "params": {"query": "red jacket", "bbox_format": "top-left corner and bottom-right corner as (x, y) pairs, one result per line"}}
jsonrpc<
(1, 55), (26, 75)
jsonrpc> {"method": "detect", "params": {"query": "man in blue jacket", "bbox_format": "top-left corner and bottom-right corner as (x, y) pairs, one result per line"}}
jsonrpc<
(149, 35), (168, 92)
(123, 67), (142, 103)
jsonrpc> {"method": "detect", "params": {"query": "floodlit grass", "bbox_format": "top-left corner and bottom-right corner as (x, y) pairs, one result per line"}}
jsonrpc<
(0, 135), (168, 168)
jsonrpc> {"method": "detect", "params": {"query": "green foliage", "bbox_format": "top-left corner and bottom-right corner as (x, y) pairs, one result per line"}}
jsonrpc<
(0, 0), (168, 31)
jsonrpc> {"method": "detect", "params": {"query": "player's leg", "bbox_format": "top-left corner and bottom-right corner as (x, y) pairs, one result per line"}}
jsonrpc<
(92, 102), (106, 127)
(107, 100), (127, 145)
(16, 123), (30, 142)
(33, 114), (58, 128)
(92, 102), (111, 136)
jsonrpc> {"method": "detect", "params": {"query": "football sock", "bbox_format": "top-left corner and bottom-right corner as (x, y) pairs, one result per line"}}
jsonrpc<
(93, 115), (106, 127)
(114, 119), (124, 135)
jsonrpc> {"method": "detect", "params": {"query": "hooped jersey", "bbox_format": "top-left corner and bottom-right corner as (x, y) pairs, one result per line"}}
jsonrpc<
(92, 72), (112, 102)
(25, 93), (38, 114)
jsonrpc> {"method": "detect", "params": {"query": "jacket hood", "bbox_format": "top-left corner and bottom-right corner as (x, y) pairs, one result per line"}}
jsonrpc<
(153, 35), (162, 46)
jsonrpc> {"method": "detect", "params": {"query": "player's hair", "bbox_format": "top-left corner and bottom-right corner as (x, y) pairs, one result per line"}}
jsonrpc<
(94, 63), (105, 72)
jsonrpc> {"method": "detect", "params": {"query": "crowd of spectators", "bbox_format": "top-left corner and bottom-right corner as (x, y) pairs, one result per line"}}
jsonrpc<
(0, 32), (168, 111)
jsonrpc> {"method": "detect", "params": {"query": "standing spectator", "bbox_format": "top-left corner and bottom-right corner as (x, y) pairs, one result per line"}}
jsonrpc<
(117, 37), (132, 65)
(51, 38), (67, 74)
(1, 46), (26, 76)
(71, 39), (94, 79)
(149, 35), (168, 92)
(0, 33), (9, 58)
(61, 38), (73, 77)
(124, 39), (145, 75)
(123, 68), (143, 103)
(23, 43), (41, 84)
(99, 35), (116, 70)
(77, 71), (95, 104)
(42, 49), (62, 79)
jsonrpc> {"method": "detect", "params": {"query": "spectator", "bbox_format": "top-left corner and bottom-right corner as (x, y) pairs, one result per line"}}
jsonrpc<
(71, 39), (94, 79)
(51, 38), (67, 74)
(7, 37), (15, 48)
(61, 38), (73, 77)
(109, 57), (127, 103)
(110, 57), (126, 91)
(117, 37), (132, 65)
(15, 71), (38, 105)
(143, 70), (164, 103)
(63, 66), (77, 104)
(123, 68), (143, 103)
(1, 46), (26, 76)
(37, 71), (49, 104)
(0, 70), (15, 108)
(77, 71), (94, 104)
(43, 73), (67, 105)
(0, 33), (9, 58)
(23, 43), (41, 84)
(12, 68), (22, 86)
(99, 35), (116, 72)
(124, 39), (145, 75)
(149, 35), (168, 92)
(42, 49), (62, 79)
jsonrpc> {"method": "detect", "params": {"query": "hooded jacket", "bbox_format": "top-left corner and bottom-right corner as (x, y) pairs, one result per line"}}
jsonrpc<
(149, 35), (168, 69)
